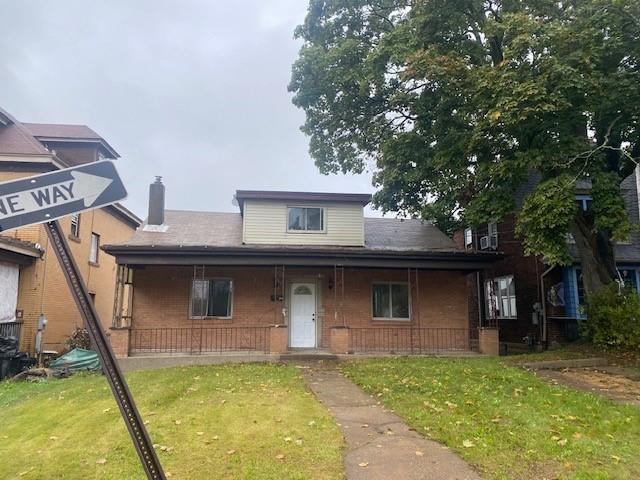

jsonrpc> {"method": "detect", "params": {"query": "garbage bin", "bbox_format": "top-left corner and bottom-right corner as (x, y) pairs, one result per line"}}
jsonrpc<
(0, 336), (36, 380)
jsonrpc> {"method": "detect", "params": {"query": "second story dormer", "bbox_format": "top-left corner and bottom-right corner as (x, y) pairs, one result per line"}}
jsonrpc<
(235, 190), (371, 247)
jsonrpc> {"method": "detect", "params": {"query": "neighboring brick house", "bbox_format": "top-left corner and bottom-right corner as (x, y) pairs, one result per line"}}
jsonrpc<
(456, 168), (640, 350)
(0, 107), (141, 354)
(104, 181), (500, 357)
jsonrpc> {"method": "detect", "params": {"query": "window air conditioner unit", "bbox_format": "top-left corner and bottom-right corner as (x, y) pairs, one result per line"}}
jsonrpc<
(480, 235), (490, 250)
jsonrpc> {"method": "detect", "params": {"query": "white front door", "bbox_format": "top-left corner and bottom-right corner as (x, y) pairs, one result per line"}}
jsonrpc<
(290, 282), (316, 348)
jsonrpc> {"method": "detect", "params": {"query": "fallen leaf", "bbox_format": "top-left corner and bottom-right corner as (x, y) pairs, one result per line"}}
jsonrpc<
(558, 439), (568, 447)
(96, 458), (107, 465)
(415, 451), (424, 456)
(276, 454), (285, 460)
(196, 432), (204, 436)
(358, 462), (369, 467)
(174, 420), (182, 425)
(284, 437), (292, 442)
(462, 440), (475, 448)
(226, 449), (236, 455)
(102, 408), (111, 413)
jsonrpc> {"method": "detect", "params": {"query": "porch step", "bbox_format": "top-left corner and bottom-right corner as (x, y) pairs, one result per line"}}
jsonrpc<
(279, 352), (339, 362)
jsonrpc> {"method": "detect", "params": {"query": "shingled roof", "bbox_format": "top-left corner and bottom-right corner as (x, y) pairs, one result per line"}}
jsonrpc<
(0, 107), (51, 156)
(108, 210), (460, 252)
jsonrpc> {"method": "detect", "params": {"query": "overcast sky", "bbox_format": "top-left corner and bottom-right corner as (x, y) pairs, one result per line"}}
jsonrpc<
(0, 1), (379, 219)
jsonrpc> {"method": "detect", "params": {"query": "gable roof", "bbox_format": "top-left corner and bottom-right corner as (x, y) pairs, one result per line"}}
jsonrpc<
(21, 122), (119, 159)
(0, 107), (51, 156)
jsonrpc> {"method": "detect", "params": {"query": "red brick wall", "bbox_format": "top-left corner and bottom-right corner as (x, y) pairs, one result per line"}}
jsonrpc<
(461, 214), (544, 344)
(129, 266), (470, 351)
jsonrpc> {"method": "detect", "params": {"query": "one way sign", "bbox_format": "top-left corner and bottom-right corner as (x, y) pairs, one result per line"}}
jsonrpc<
(0, 160), (127, 232)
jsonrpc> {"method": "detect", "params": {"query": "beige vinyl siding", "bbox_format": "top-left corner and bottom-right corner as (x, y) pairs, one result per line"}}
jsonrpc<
(243, 200), (364, 246)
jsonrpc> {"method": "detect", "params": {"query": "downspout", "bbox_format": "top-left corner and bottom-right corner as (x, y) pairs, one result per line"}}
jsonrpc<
(540, 264), (555, 346)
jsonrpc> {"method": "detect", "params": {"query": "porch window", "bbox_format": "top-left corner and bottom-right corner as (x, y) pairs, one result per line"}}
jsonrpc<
(485, 275), (517, 319)
(190, 278), (233, 318)
(372, 282), (410, 320)
(287, 207), (324, 232)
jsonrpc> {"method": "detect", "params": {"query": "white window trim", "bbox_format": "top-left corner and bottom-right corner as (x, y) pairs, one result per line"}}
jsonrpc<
(89, 233), (100, 264)
(70, 213), (80, 237)
(286, 206), (326, 234)
(372, 281), (411, 322)
(464, 228), (473, 249)
(486, 275), (517, 319)
(189, 277), (234, 319)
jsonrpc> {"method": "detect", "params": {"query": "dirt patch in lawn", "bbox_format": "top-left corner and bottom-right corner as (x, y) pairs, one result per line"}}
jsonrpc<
(537, 368), (640, 406)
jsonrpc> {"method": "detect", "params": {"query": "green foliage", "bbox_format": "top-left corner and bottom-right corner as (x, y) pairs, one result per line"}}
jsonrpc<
(291, 0), (640, 265)
(344, 357), (640, 479)
(583, 284), (640, 350)
(516, 175), (577, 265)
(591, 172), (632, 241)
(0, 364), (344, 479)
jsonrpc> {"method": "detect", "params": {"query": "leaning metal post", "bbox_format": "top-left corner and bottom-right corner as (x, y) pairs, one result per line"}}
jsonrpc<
(45, 221), (166, 480)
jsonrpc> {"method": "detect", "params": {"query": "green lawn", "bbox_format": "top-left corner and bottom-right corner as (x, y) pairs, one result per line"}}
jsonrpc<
(343, 357), (640, 480)
(0, 364), (345, 480)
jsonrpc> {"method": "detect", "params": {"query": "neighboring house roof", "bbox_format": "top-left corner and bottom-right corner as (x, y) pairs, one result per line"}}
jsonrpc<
(0, 107), (51, 156)
(21, 122), (119, 159)
(0, 235), (43, 265)
(0, 106), (140, 228)
(235, 190), (371, 213)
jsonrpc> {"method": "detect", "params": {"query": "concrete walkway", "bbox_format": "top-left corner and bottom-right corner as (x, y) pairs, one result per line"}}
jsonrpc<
(300, 363), (482, 480)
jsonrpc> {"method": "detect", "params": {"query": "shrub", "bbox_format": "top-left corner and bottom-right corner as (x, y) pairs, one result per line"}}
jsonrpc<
(65, 327), (92, 350)
(582, 283), (640, 350)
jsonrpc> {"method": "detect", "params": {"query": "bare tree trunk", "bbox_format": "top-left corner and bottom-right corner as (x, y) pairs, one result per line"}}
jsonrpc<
(569, 215), (616, 296)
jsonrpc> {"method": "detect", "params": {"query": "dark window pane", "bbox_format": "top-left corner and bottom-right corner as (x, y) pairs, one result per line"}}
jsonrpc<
(191, 280), (208, 317)
(391, 283), (409, 318)
(372, 284), (390, 318)
(208, 280), (232, 317)
(288, 208), (305, 230)
(306, 208), (323, 230)
(620, 269), (637, 292)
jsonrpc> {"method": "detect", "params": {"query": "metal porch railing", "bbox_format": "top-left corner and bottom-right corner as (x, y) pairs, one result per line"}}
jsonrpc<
(129, 326), (271, 355)
(349, 327), (472, 353)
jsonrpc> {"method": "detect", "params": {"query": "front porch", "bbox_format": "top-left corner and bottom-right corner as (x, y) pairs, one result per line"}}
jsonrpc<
(109, 264), (499, 357)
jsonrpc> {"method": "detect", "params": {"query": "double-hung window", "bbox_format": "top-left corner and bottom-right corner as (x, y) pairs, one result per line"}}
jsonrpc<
(89, 233), (100, 264)
(70, 213), (80, 237)
(485, 275), (517, 319)
(287, 207), (324, 232)
(372, 282), (410, 320)
(190, 278), (233, 318)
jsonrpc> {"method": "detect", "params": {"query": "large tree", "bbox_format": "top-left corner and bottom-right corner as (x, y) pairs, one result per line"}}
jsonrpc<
(290, 0), (640, 296)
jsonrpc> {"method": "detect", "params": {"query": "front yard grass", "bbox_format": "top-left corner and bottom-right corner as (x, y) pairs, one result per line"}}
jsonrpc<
(0, 363), (344, 480)
(343, 357), (640, 480)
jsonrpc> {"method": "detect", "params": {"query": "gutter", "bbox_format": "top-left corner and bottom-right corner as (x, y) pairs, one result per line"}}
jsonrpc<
(102, 244), (503, 270)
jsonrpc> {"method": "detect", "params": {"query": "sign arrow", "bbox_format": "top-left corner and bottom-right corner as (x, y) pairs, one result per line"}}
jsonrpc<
(0, 160), (127, 233)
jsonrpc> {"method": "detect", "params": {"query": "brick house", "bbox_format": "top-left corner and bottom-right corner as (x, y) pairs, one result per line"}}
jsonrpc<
(456, 168), (640, 350)
(104, 180), (500, 357)
(0, 106), (141, 354)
